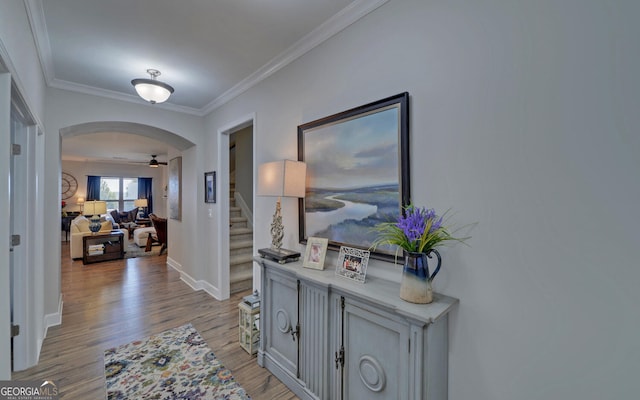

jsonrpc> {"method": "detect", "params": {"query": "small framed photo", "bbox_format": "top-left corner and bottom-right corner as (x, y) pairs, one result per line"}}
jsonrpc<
(303, 237), (329, 270)
(335, 246), (370, 283)
(204, 171), (216, 203)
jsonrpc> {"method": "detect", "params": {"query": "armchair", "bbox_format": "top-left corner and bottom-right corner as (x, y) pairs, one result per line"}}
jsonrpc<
(146, 213), (167, 255)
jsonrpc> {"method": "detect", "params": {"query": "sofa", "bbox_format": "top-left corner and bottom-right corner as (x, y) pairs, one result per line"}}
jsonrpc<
(69, 215), (129, 259)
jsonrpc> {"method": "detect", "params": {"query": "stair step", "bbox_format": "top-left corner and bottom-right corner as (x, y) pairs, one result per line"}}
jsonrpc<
(230, 239), (253, 250)
(230, 228), (253, 241)
(230, 240), (253, 256)
(230, 216), (248, 229)
(230, 253), (254, 266)
(230, 278), (253, 294)
(229, 267), (253, 282)
(229, 198), (253, 294)
(230, 263), (253, 294)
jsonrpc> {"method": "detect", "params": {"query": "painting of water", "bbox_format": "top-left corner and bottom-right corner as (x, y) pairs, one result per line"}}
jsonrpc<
(298, 93), (410, 259)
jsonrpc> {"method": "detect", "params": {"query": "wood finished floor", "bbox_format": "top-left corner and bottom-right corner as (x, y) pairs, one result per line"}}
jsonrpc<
(12, 242), (298, 400)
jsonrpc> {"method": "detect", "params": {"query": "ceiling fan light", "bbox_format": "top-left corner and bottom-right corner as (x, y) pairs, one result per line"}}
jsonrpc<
(131, 69), (174, 104)
(149, 158), (159, 167)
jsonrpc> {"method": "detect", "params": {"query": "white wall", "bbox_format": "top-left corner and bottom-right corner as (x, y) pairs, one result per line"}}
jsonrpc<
(0, 1), (46, 120)
(46, 88), (207, 286)
(205, 0), (640, 398)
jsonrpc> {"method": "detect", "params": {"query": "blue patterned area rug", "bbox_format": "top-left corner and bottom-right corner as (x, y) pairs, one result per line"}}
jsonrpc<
(104, 323), (251, 399)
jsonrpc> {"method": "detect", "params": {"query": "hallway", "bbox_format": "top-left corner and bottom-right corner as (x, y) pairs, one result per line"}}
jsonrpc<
(12, 242), (296, 399)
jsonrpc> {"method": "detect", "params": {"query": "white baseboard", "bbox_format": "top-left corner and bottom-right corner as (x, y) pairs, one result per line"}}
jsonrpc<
(39, 295), (63, 361)
(43, 295), (63, 333)
(166, 256), (181, 272)
(172, 263), (224, 300)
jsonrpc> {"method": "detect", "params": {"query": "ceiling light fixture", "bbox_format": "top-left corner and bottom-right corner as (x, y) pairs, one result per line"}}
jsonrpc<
(131, 69), (174, 104)
(149, 155), (159, 168)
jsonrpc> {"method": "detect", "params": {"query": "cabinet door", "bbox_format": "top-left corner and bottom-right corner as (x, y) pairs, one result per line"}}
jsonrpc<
(299, 282), (329, 399)
(342, 298), (410, 400)
(262, 269), (299, 377)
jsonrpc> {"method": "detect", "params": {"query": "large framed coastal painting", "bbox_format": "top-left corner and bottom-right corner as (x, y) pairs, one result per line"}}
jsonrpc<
(298, 92), (410, 261)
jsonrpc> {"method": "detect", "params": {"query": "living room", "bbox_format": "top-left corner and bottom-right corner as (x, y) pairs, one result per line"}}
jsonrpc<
(1, 1), (638, 399)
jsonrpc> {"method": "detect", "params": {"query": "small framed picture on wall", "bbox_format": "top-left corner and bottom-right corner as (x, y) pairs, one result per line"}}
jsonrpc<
(204, 171), (216, 203)
(303, 237), (329, 270)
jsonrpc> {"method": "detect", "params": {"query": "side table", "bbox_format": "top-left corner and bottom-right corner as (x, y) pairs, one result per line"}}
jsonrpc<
(83, 231), (125, 265)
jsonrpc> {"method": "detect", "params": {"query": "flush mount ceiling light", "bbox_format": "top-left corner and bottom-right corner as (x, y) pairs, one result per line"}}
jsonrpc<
(131, 69), (174, 104)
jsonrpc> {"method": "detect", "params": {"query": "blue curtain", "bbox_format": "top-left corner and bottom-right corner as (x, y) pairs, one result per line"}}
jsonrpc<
(87, 175), (101, 200)
(138, 177), (153, 217)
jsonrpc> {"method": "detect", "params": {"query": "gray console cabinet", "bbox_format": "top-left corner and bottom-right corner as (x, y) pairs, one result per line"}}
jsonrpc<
(257, 257), (458, 400)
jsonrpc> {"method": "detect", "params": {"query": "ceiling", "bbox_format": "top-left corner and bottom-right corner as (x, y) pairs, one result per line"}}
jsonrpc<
(32, 0), (384, 164)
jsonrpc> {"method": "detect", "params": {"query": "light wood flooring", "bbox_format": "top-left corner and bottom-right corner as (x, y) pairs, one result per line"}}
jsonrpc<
(12, 242), (297, 400)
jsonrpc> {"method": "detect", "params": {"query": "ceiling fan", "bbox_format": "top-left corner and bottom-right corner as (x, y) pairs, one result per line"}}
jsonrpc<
(148, 155), (167, 168)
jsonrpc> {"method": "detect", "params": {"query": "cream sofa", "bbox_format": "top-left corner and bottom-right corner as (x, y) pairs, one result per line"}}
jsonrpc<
(69, 216), (129, 259)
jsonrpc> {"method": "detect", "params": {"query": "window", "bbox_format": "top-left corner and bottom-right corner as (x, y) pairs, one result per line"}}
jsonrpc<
(100, 177), (139, 211)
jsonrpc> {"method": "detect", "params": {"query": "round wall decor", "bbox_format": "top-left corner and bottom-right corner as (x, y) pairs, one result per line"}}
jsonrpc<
(61, 172), (78, 200)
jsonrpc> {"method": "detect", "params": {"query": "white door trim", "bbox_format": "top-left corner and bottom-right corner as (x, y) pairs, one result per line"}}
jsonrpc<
(217, 113), (255, 300)
(0, 73), (12, 379)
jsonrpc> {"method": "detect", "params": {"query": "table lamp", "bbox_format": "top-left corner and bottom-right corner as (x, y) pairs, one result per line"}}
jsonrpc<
(257, 160), (306, 263)
(76, 197), (85, 213)
(134, 198), (148, 218)
(83, 200), (107, 234)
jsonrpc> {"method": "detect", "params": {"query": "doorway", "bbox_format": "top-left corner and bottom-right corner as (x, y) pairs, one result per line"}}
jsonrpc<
(217, 114), (255, 299)
(228, 126), (254, 293)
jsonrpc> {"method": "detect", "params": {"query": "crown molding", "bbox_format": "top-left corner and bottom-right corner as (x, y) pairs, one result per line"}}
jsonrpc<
(24, 0), (55, 85)
(0, 36), (44, 128)
(202, 0), (390, 114)
(48, 77), (204, 116)
(24, 0), (390, 117)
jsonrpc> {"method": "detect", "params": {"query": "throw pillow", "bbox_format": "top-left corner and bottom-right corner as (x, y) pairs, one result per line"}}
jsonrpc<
(110, 210), (121, 224)
(127, 208), (138, 222)
(119, 209), (138, 223)
(75, 218), (90, 233)
(100, 221), (113, 232)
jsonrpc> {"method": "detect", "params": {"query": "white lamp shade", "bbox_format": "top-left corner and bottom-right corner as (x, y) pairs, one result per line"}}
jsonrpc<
(83, 200), (107, 216)
(134, 198), (148, 207)
(257, 160), (306, 198)
(133, 82), (172, 104)
(76, 197), (85, 204)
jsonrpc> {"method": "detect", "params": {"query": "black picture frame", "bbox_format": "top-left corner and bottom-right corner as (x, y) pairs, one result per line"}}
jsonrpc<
(298, 92), (410, 261)
(204, 171), (216, 203)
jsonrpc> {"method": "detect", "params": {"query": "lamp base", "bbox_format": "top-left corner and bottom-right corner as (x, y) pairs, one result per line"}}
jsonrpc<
(89, 216), (102, 234)
(258, 248), (300, 264)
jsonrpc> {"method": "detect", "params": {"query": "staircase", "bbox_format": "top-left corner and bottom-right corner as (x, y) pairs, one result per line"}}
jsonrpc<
(229, 181), (254, 293)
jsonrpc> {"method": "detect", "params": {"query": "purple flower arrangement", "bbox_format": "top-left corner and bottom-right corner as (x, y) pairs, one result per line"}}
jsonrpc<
(372, 204), (469, 255)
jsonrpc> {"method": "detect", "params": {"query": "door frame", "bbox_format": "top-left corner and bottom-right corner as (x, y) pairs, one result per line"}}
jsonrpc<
(0, 72), (11, 379)
(217, 113), (255, 299)
(10, 104), (40, 371)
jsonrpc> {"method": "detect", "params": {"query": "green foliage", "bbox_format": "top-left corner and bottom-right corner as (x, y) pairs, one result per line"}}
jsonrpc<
(371, 204), (471, 255)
